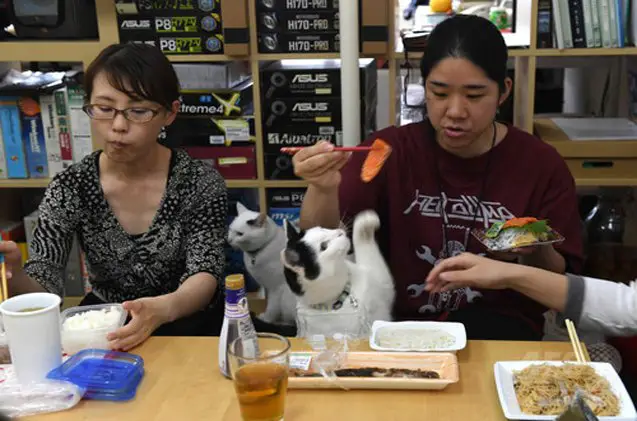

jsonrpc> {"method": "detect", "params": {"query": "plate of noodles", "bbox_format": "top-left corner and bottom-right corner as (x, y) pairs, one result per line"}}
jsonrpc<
(494, 361), (637, 420)
(369, 321), (467, 352)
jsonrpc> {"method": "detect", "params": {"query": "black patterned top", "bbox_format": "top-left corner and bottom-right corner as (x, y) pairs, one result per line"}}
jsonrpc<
(24, 149), (228, 304)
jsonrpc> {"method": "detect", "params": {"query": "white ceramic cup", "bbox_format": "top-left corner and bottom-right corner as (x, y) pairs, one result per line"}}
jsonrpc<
(0, 293), (62, 384)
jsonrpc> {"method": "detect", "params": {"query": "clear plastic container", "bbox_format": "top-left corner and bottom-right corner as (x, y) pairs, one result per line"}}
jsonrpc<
(46, 349), (144, 401)
(60, 304), (128, 355)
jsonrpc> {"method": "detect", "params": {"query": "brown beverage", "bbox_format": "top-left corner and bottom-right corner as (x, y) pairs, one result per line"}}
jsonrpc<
(233, 363), (288, 421)
(18, 307), (44, 313)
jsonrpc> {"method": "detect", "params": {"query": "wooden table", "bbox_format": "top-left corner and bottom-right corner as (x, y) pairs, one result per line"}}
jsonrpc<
(25, 337), (577, 421)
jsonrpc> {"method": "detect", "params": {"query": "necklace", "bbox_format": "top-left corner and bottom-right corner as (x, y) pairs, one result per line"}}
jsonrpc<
(431, 121), (497, 258)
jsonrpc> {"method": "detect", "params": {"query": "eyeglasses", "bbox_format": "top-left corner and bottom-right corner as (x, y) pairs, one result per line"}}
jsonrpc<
(82, 104), (161, 123)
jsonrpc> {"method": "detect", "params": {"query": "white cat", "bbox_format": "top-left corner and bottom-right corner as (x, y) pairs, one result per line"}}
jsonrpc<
(281, 210), (395, 338)
(227, 202), (297, 325)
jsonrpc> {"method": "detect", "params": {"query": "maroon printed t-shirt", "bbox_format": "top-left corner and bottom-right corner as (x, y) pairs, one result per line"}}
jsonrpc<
(338, 121), (584, 334)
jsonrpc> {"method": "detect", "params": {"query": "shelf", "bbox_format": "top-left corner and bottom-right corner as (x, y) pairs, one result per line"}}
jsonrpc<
(574, 178), (637, 186)
(256, 53), (342, 61)
(534, 118), (637, 158)
(533, 47), (637, 57)
(167, 54), (249, 62)
(0, 41), (108, 62)
(0, 179), (50, 188)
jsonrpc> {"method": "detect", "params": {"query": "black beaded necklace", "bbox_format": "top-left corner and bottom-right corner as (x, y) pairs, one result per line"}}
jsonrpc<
(431, 121), (497, 258)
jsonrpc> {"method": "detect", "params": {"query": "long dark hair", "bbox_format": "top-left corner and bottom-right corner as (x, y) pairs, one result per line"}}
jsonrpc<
(83, 44), (180, 109)
(420, 15), (508, 92)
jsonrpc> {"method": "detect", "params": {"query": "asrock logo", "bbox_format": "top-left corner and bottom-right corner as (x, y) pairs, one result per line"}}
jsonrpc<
(120, 19), (151, 30)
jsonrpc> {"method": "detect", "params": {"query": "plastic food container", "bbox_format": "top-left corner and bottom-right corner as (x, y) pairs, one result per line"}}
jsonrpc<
(60, 304), (128, 355)
(47, 349), (144, 401)
(369, 321), (467, 353)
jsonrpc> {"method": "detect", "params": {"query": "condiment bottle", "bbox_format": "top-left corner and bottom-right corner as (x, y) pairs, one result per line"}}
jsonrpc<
(218, 274), (259, 378)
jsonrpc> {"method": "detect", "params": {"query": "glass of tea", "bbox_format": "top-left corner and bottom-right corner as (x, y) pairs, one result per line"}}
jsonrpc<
(229, 333), (291, 421)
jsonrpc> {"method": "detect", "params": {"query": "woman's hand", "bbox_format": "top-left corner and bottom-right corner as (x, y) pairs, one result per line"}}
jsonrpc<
(292, 140), (351, 191)
(425, 253), (519, 293)
(0, 241), (22, 280)
(107, 296), (173, 351)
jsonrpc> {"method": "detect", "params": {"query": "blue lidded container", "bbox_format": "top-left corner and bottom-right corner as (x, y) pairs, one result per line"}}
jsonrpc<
(47, 349), (145, 401)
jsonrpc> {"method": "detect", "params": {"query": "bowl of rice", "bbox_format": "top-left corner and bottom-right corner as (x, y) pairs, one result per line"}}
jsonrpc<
(369, 321), (467, 352)
(60, 303), (128, 355)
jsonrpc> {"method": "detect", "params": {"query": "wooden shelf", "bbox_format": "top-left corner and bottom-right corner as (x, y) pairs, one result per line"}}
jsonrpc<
(0, 41), (108, 63)
(534, 118), (637, 158)
(167, 54), (249, 62)
(0, 179), (51, 188)
(574, 178), (637, 186)
(255, 53), (342, 61)
(533, 47), (637, 56)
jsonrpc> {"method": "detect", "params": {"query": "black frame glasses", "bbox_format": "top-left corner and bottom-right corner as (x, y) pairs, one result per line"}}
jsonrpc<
(82, 104), (161, 123)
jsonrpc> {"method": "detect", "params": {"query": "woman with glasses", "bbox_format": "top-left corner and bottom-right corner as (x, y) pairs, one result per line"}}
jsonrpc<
(0, 43), (227, 351)
(291, 15), (583, 341)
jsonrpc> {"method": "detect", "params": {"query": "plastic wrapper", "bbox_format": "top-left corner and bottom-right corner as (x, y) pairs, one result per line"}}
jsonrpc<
(472, 217), (565, 252)
(0, 380), (84, 418)
(302, 334), (351, 390)
(296, 305), (370, 344)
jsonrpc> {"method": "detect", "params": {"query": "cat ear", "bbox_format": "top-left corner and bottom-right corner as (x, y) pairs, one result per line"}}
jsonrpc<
(236, 202), (248, 214)
(283, 248), (300, 266)
(284, 219), (301, 243)
(256, 213), (267, 226)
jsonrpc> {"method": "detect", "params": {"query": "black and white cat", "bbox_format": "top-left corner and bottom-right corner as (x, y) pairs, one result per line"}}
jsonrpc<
(227, 202), (297, 325)
(281, 210), (395, 337)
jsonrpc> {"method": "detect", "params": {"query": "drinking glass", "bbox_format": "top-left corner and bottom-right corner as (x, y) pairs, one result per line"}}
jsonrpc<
(229, 333), (291, 421)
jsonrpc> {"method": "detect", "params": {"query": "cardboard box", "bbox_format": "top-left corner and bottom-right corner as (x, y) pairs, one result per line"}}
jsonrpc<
(260, 58), (377, 99)
(266, 187), (307, 226)
(178, 80), (254, 117)
(256, 0), (338, 11)
(185, 146), (256, 179)
(257, 10), (339, 33)
(258, 32), (339, 53)
(160, 116), (256, 147)
(172, 62), (250, 90)
(116, 0), (221, 14)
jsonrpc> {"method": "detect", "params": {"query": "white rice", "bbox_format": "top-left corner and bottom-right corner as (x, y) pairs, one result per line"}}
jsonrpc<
(375, 327), (456, 350)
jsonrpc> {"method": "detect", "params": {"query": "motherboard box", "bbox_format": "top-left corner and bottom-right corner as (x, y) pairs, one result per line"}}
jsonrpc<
(115, 0), (221, 14)
(178, 79), (254, 117)
(159, 116), (255, 147)
(258, 32), (339, 53)
(256, 0), (338, 12)
(261, 94), (376, 137)
(121, 34), (225, 54)
(266, 187), (307, 227)
(260, 59), (377, 100)
(257, 10), (339, 33)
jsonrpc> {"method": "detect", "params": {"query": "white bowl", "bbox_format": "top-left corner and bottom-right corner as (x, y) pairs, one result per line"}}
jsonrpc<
(493, 360), (637, 421)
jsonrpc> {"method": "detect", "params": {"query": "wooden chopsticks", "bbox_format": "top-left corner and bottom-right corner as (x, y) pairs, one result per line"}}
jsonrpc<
(565, 319), (589, 363)
(0, 258), (7, 303)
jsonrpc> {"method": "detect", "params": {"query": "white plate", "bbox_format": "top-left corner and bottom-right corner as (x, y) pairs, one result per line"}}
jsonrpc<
(493, 361), (637, 421)
(369, 320), (467, 352)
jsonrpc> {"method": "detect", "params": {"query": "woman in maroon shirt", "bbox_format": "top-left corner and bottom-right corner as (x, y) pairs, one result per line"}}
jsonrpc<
(292, 15), (583, 341)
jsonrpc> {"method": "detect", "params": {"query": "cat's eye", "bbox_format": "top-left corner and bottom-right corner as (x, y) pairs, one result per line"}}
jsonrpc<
(236, 231), (243, 236)
(320, 241), (328, 252)
(246, 219), (256, 226)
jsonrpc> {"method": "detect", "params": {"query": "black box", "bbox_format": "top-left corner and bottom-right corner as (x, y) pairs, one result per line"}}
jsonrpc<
(264, 124), (343, 152)
(256, 0), (338, 12)
(116, 0), (221, 14)
(118, 13), (222, 34)
(258, 32), (339, 53)
(260, 59), (377, 100)
(178, 80), (254, 117)
(261, 94), (376, 133)
(257, 10), (338, 33)
(159, 116), (255, 147)
(120, 34), (225, 54)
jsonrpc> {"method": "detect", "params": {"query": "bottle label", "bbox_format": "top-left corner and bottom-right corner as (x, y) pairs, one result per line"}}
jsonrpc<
(225, 289), (249, 319)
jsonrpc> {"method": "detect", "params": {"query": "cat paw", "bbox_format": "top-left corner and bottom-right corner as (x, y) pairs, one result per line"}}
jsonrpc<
(354, 210), (380, 239)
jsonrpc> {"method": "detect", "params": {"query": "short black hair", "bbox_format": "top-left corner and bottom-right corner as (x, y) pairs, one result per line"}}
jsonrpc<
(83, 43), (180, 109)
(420, 15), (508, 91)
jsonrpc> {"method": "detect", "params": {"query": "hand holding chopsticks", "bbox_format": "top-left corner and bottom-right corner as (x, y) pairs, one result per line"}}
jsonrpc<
(565, 319), (589, 363)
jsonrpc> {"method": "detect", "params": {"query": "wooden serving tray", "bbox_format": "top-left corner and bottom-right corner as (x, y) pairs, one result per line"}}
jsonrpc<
(287, 351), (459, 390)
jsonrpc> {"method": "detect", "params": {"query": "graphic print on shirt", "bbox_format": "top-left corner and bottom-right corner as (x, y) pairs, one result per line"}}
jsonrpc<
(404, 189), (515, 314)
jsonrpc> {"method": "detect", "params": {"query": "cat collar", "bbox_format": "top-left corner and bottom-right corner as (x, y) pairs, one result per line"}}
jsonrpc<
(309, 279), (356, 311)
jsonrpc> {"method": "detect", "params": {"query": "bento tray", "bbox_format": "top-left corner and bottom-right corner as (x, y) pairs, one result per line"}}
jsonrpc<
(287, 351), (459, 390)
(471, 227), (565, 252)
